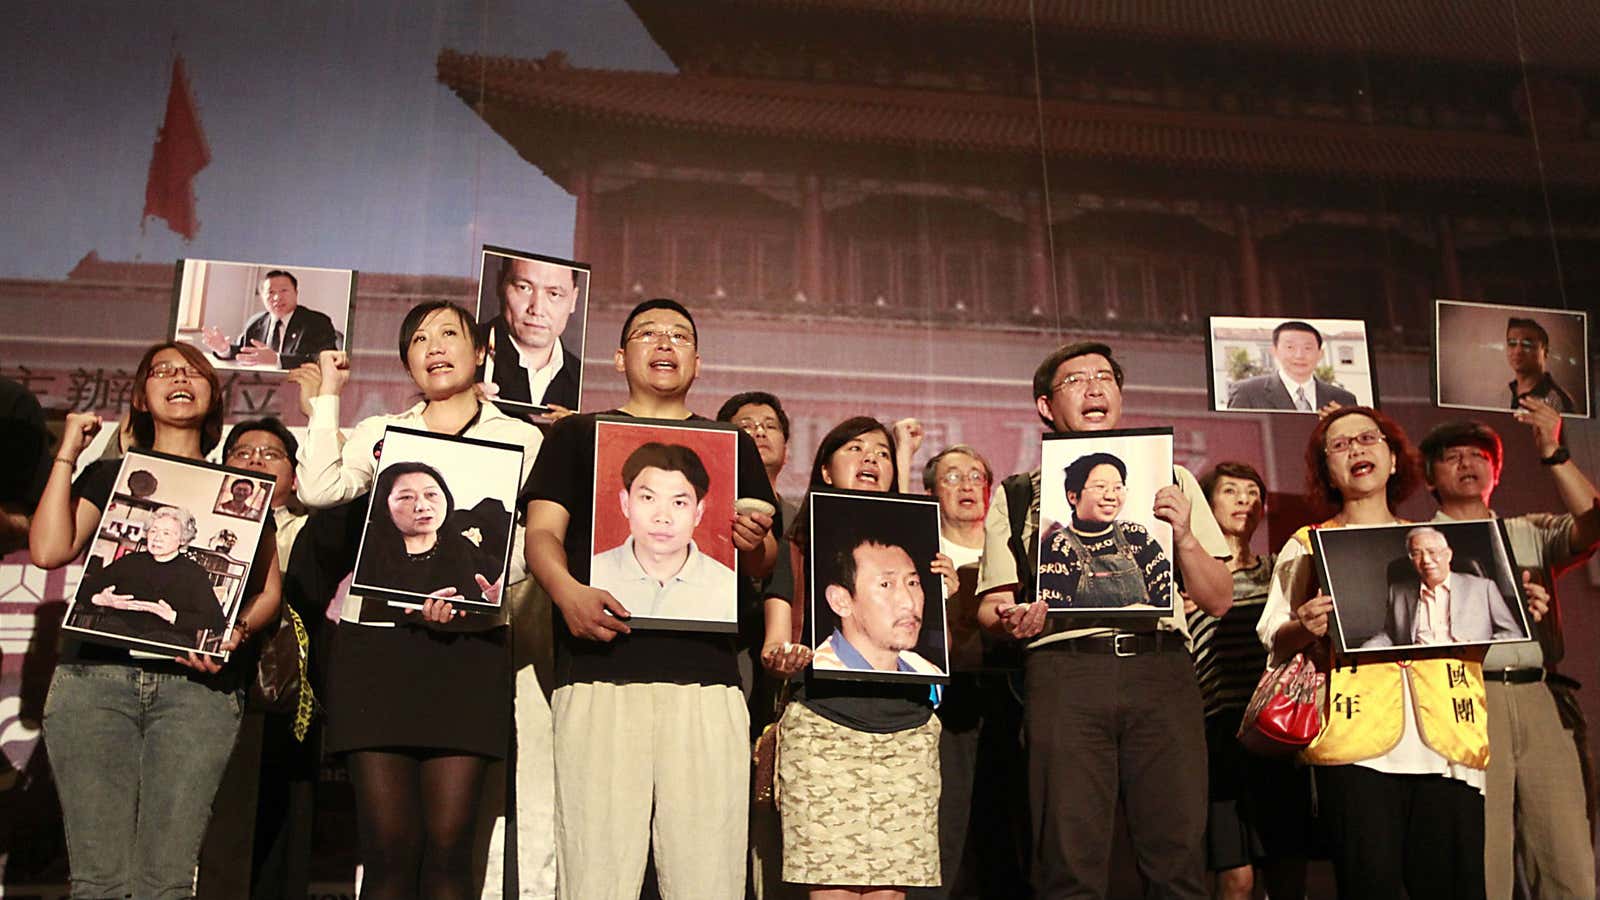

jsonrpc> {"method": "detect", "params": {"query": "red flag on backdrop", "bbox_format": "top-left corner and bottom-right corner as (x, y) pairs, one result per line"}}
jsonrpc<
(142, 56), (210, 241)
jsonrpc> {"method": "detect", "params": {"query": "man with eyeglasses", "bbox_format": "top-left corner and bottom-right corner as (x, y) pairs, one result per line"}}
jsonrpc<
(974, 341), (1233, 898)
(525, 298), (778, 899)
(199, 416), (318, 900)
(717, 390), (796, 528)
(1419, 413), (1600, 898)
(1505, 317), (1575, 414)
(1360, 526), (1524, 649)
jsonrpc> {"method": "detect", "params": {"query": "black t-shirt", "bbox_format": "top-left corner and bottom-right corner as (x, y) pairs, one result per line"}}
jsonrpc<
(73, 550), (225, 647)
(522, 410), (777, 687)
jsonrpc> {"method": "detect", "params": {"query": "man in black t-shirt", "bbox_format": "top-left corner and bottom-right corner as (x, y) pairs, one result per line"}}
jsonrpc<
(524, 298), (777, 899)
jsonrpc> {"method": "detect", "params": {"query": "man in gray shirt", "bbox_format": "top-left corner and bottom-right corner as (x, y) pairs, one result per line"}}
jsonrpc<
(1419, 403), (1600, 899)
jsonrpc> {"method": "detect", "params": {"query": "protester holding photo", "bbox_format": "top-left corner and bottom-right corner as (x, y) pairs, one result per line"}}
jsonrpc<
(524, 298), (777, 899)
(762, 415), (957, 899)
(29, 342), (281, 900)
(295, 301), (542, 899)
(74, 503), (227, 647)
(1256, 406), (1550, 900)
(352, 460), (504, 604)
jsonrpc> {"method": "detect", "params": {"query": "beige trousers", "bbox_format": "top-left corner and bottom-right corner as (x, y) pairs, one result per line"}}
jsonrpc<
(552, 681), (749, 900)
(1484, 679), (1596, 899)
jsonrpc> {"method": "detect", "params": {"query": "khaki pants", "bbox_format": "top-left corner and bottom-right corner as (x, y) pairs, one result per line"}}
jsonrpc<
(552, 682), (749, 900)
(1484, 679), (1596, 899)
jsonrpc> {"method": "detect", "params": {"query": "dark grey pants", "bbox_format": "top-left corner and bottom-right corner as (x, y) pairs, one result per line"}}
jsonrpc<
(1024, 644), (1208, 899)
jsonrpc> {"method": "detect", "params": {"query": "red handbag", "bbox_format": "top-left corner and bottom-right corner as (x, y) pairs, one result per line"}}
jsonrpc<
(1237, 652), (1326, 757)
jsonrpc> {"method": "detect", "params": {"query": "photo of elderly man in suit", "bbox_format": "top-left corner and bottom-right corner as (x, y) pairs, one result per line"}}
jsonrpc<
(1361, 526), (1526, 648)
(1226, 320), (1358, 412)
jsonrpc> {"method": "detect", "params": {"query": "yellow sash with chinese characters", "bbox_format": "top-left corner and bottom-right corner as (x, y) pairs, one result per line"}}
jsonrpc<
(1291, 524), (1490, 769)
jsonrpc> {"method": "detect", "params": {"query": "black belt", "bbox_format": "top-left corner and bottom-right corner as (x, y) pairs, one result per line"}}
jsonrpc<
(1485, 667), (1547, 684)
(1054, 631), (1181, 657)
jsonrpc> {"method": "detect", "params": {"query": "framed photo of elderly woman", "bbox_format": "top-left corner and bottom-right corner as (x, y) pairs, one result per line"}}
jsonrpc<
(351, 426), (525, 611)
(1034, 428), (1177, 618)
(806, 489), (950, 684)
(1311, 519), (1532, 656)
(64, 450), (277, 658)
(590, 416), (741, 632)
(1434, 299), (1590, 418)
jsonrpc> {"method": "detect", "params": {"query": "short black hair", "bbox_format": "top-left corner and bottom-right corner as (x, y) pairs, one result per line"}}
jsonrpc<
(1063, 452), (1127, 498)
(1272, 320), (1323, 347)
(1506, 317), (1550, 348)
(498, 254), (576, 290)
(716, 391), (790, 440)
(263, 269), (298, 291)
(1031, 342), (1124, 428)
(1418, 420), (1504, 493)
(620, 298), (697, 348)
(1200, 460), (1267, 502)
(828, 526), (912, 596)
(223, 416), (299, 462)
(372, 461), (455, 526)
(397, 301), (483, 367)
(621, 442), (711, 501)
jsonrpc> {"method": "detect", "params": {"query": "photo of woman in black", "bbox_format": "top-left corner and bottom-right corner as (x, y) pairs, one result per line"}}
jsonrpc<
(352, 460), (502, 604)
(73, 504), (227, 649)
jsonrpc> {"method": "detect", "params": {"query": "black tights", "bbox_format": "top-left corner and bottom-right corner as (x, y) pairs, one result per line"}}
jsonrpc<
(346, 749), (489, 900)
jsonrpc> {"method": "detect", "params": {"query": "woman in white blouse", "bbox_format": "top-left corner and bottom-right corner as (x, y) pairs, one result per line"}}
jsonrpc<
(1255, 406), (1533, 900)
(296, 301), (541, 900)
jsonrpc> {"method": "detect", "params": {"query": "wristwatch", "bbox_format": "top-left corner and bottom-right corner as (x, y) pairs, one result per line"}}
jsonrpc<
(1540, 447), (1571, 466)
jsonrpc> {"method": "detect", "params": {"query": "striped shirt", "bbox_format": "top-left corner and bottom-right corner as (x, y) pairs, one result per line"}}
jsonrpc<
(1187, 553), (1275, 720)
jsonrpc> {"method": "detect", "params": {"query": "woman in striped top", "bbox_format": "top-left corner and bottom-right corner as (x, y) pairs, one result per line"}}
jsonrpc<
(1188, 461), (1309, 900)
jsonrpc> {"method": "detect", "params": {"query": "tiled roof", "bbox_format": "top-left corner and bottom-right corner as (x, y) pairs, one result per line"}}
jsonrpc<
(632, 0), (1600, 70)
(438, 51), (1600, 190)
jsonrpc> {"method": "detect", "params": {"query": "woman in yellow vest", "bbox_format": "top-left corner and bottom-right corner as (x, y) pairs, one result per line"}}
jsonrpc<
(1256, 406), (1489, 900)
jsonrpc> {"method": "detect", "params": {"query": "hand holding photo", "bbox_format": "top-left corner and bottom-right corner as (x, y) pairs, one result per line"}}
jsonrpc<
(169, 258), (355, 372)
(351, 427), (524, 610)
(474, 245), (590, 415)
(1035, 428), (1176, 617)
(1312, 519), (1531, 655)
(1434, 300), (1590, 418)
(65, 451), (275, 658)
(807, 489), (949, 683)
(590, 417), (739, 632)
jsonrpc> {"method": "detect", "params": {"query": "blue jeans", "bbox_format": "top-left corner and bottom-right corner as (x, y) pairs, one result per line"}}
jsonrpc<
(43, 663), (243, 900)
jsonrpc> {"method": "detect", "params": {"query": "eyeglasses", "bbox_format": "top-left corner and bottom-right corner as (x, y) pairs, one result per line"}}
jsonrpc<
(227, 446), (288, 463)
(1050, 370), (1116, 393)
(938, 470), (989, 487)
(735, 418), (782, 435)
(1505, 338), (1541, 351)
(148, 363), (204, 380)
(1324, 430), (1385, 455)
(627, 328), (695, 347)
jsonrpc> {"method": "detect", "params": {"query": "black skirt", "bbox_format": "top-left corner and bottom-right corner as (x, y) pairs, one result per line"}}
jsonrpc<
(324, 620), (511, 758)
